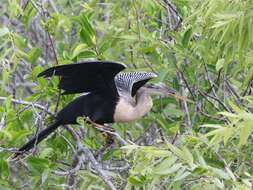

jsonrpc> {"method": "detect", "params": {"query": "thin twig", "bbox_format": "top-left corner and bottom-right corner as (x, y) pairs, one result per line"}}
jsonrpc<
(199, 90), (231, 112)
(202, 62), (231, 112)
(177, 71), (192, 129)
(0, 96), (54, 116)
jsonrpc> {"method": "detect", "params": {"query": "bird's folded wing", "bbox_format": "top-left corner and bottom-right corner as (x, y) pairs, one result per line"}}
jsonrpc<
(115, 72), (157, 97)
(38, 61), (126, 94)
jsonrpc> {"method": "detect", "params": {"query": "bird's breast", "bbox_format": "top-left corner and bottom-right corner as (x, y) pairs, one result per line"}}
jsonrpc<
(113, 97), (153, 122)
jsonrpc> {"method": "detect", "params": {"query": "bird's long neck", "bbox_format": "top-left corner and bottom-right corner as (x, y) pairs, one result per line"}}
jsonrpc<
(134, 89), (153, 118)
(113, 89), (153, 122)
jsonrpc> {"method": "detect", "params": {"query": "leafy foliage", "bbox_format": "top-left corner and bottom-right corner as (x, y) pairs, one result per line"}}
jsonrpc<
(0, 0), (253, 189)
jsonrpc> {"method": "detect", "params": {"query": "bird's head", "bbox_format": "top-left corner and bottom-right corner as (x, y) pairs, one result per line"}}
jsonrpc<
(143, 83), (185, 100)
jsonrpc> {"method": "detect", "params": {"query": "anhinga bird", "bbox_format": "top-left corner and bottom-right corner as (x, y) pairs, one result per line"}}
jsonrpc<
(14, 61), (179, 157)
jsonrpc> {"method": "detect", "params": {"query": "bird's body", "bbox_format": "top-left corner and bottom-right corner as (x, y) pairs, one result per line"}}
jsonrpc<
(14, 61), (178, 157)
(57, 91), (117, 125)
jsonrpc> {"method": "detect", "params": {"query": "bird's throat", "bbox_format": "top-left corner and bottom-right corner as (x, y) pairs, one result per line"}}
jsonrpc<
(113, 93), (153, 122)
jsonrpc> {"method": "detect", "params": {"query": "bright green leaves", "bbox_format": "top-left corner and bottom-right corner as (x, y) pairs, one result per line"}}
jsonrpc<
(238, 120), (252, 147)
(74, 12), (96, 47)
(216, 58), (224, 71)
(127, 175), (144, 186)
(45, 13), (72, 35)
(122, 144), (236, 189)
(153, 157), (179, 175)
(11, 33), (27, 49)
(69, 12), (106, 60)
(202, 99), (253, 148)
(15, 47), (41, 65)
(7, 0), (22, 18)
(182, 27), (192, 47)
(166, 142), (194, 167)
(0, 154), (9, 178)
(27, 157), (50, 176)
(20, 1), (37, 27)
(71, 43), (96, 60)
(27, 48), (41, 64)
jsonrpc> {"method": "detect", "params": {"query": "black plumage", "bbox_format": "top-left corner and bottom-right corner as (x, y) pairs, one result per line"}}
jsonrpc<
(38, 60), (125, 94)
(14, 61), (158, 158)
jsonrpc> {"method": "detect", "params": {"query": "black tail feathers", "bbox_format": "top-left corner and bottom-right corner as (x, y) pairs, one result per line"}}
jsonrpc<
(13, 120), (61, 158)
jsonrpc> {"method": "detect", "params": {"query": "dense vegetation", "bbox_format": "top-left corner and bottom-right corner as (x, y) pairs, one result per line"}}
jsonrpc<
(0, 0), (253, 189)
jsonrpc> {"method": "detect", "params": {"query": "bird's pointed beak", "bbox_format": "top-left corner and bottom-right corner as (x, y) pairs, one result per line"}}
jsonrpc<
(165, 86), (186, 101)
(146, 83), (187, 101)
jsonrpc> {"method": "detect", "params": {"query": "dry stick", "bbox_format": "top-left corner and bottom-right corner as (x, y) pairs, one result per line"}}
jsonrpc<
(30, 0), (58, 66)
(163, 0), (182, 30)
(156, 0), (182, 30)
(47, 30), (59, 65)
(199, 110), (225, 121)
(243, 76), (253, 96)
(30, 104), (42, 155)
(0, 96), (54, 116)
(224, 79), (241, 105)
(62, 125), (118, 190)
(32, 0), (61, 113)
(198, 90), (220, 111)
(177, 69), (195, 99)
(177, 71), (192, 129)
(53, 152), (83, 176)
(203, 62), (231, 112)
(0, 147), (19, 153)
(200, 90), (231, 112)
(215, 151), (237, 181)
(31, 103), (50, 155)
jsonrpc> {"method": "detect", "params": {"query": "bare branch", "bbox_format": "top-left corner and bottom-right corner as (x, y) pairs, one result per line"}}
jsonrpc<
(0, 96), (54, 116)
(61, 125), (118, 190)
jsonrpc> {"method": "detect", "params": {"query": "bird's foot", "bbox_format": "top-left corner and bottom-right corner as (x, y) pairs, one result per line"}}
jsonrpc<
(85, 117), (115, 133)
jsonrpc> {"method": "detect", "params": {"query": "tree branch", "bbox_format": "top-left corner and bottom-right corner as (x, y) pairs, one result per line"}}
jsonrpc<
(0, 96), (54, 116)
(59, 125), (118, 190)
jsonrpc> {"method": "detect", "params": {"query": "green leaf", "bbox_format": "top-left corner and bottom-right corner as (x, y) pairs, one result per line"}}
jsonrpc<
(79, 29), (95, 47)
(2, 69), (10, 84)
(182, 146), (194, 166)
(153, 156), (177, 174)
(223, 127), (234, 146)
(72, 43), (88, 58)
(182, 27), (192, 47)
(27, 47), (41, 64)
(75, 13), (96, 46)
(128, 176), (143, 186)
(216, 58), (224, 71)
(174, 169), (191, 181)
(210, 167), (230, 180)
(27, 157), (49, 176)
(12, 33), (27, 49)
(153, 163), (182, 175)
(0, 156), (9, 177)
(238, 120), (253, 147)
(71, 43), (96, 59)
